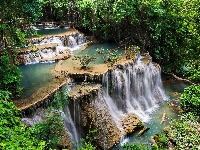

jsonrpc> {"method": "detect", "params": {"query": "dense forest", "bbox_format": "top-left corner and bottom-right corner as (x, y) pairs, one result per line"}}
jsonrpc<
(0, 0), (200, 149)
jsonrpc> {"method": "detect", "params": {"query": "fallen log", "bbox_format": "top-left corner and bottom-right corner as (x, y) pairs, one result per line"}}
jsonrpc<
(160, 110), (166, 124)
(137, 126), (150, 136)
(163, 72), (195, 85)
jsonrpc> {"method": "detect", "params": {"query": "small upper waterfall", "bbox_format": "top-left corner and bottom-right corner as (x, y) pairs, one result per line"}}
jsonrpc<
(17, 31), (87, 65)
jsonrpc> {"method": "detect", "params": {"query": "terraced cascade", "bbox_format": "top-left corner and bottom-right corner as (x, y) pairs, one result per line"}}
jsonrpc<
(18, 40), (167, 149)
(60, 52), (167, 149)
(16, 28), (88, 65)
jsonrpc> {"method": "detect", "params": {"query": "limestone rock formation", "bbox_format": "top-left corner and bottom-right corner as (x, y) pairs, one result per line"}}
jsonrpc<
(68, 85), (122, 149)
(121, 113), (144, 134)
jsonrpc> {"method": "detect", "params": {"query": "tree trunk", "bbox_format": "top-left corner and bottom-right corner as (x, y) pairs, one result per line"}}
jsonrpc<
(1, 10), (14, 68)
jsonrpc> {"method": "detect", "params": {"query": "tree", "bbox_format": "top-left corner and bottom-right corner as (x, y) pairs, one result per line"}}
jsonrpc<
(96, 48), (122, 66)
(0, 0), (43, 97)
(180, 85), (200, 115)
(164, 113), (200, 149)
(73, 54), (96, 69)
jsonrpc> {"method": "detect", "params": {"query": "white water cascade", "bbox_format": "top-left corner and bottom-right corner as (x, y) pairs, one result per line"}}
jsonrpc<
(67, 53), (168, 149)
(21, 52), (168, 149)
(102, 54), (167, 124)
(22, 32), (87, 65)
(60, 108), (79, 149)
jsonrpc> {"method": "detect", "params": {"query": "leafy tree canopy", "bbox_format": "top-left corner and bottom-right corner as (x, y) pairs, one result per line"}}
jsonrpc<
(0, 0), (43, 97)
(75, 0), (200, 77)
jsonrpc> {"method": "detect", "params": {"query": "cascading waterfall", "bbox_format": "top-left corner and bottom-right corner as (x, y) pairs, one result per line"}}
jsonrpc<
(102, 54), (167, 123)
(65, 53), (168, 150)
(23, 32), (87, 65)
(21, 50), (167, 149)
(68, 36), (77, 48)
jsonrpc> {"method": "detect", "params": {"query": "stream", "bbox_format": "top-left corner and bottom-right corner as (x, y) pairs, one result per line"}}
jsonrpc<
(111, 80), (190, 149)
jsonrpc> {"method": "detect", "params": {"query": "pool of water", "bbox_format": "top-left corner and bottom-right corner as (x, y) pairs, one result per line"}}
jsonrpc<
(19, 62), (57, 99)
(37, 28), (68, 36)
(19, 42), (120, 98)
(110, 80), (190, 149)
(74, 42), (124, 65)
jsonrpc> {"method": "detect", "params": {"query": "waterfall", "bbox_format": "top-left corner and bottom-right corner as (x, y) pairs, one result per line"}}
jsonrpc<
(22, 32), (87, 65)
(68, 36), (77, 48)
(21, 109), (46, 126)
(20, 50), (167, 149)
(102, 54), (167, 123)
(60, 108), (79, 149)
(64, 53), (167, 149)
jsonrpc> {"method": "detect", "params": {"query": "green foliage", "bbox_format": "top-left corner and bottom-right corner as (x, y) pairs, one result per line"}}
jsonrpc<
(0, 90), (11, 100)
(106, 49), (122, 66)
(152, 132), (168, 150)
(51, 87), (69, 111)
(122, 143), (149, 150)
(0, 0), (43, 97)
(96, 48), (122, 66)
(165, 112), (200, 150)
(31, 87), (69, 149)
(78, 130), (97, 150)
(180, 85), (200, 115)
(96, 48), (108, 63)
(125, 45), (140, 59)
(145, 0), (200, 73)
(184, 64), (200, 83)
(0, 54), (22, 97)
(76, 0), (200, 75)
(0, 100), (46, 149)
(23, 0), (43, 22)
(73, 54), (96, 69)
(32, 110), (65, 149)
(40, 0), (71, 21)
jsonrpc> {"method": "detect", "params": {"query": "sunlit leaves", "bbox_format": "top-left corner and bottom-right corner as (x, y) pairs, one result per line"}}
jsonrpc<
(73, 54), (96, 69)
(0, 55), (22, 97)
(165, 113), (200, 149)
(32, 110), (65, 148)
(0, 100), (46, 149)
(180, 85), (200, 115)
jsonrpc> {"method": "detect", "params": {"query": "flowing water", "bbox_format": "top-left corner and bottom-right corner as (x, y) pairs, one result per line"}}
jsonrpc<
(19, 42), (121, 98)
(23, 29), (86, 65)
(110, 80), (190, 149)
(103, 55), (167, 124)
(19, 41), (190, 149)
